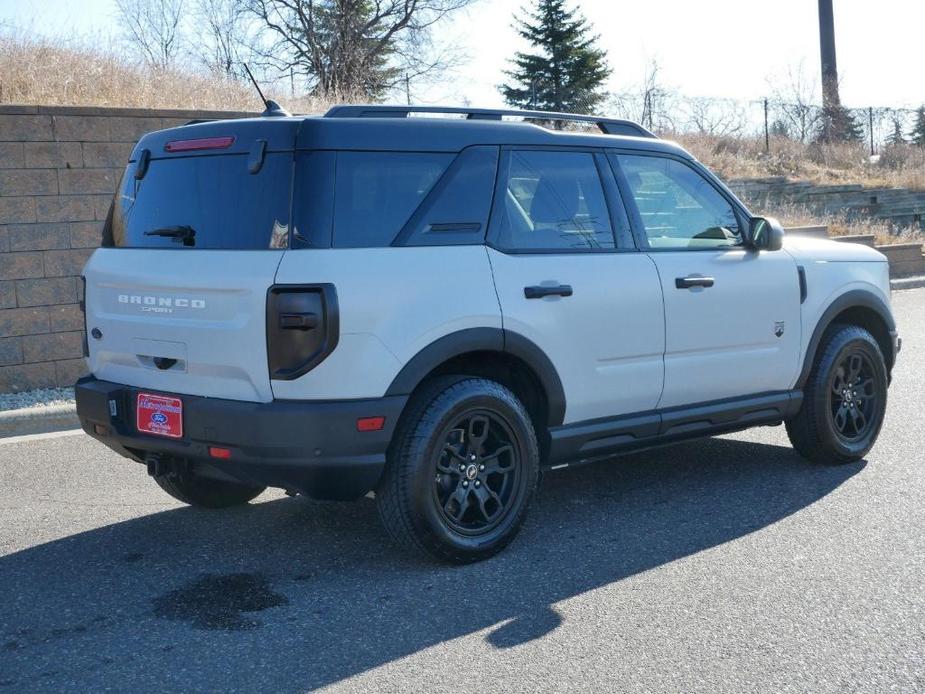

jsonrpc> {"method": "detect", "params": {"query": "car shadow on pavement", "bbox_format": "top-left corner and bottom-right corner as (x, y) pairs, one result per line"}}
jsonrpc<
(0, 436), (864, 691)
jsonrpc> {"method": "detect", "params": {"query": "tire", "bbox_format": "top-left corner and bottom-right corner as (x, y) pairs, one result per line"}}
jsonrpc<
(377, 376), (540, 563)
(154, 468), (266, 508)
(786, 324), (888, 464)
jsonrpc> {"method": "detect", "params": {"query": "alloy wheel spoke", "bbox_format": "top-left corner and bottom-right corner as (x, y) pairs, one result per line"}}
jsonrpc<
(444, 484), (471, 522)
(858, 378), (876, 400)
(481, 445), (514, 475)
(467, 415), (490, 454)
(846, 354), (864, 384)
(834, 406), (848, 433)
(442, 444), (468, 465)
(473, 483), (503, 523)
(849, 404), (867, 434)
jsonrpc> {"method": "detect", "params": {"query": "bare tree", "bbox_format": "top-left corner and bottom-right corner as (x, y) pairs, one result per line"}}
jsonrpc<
(116, 0), (187, 71)
(194, 0), (255, 77)
(682, 97), (747, 137)
(767, 62), (821, 143)
(245, 0), (473, 99)
(608, 59), (676, 132)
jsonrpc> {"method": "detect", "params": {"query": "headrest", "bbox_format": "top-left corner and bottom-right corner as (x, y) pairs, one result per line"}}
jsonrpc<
(530, 174), (579, 224)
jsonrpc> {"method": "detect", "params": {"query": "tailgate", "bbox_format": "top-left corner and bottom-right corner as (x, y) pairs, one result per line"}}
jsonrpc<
(84, 249), (284, 402)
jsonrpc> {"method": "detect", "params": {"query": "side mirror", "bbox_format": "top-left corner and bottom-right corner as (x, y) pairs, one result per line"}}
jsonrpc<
(749, 216), (785, 252)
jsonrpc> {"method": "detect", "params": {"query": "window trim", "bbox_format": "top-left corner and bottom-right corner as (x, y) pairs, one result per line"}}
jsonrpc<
(485, 145), (637, 256)
(607, 150), (752, 253)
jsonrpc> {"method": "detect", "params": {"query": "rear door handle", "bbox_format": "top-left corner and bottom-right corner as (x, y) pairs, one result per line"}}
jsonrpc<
(675, 276), (715, 289)
(524, 284), (573, 299)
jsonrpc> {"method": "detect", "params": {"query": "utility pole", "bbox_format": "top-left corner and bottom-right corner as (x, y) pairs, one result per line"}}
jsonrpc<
(818, 0), (841, 141)
(764, 98), (770, 153)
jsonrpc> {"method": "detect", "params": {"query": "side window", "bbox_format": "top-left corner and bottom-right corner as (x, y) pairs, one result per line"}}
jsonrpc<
(494, 150), (615, 251)
(617, 154), (742, 250)
(332, 151), (452, 248)
(398, 146), (499, 246)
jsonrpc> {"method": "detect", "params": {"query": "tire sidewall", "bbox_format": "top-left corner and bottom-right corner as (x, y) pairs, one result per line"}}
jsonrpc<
(404, 384), (539, 558)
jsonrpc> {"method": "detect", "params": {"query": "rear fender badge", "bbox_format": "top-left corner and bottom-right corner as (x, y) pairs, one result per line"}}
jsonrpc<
(774, 321), (785, 338)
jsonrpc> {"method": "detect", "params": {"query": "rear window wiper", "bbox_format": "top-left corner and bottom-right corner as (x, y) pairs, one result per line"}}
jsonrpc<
(143, 225), (196, 246)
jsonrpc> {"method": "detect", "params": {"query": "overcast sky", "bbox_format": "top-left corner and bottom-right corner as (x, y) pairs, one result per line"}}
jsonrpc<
(2, 0), (922, 109)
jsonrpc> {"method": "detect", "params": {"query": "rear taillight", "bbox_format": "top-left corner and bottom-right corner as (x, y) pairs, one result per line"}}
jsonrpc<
(164, 136), (235, 152)
(266, 285), (339, 380)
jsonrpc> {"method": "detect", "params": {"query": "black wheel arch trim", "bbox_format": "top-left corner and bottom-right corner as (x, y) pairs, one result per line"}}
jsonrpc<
(384, 327), (567, 427)
(797, 289), (896, 389)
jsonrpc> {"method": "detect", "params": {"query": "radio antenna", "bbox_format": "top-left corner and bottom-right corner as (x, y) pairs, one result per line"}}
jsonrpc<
(243, 63), (269, 109)
(242, 64), (292, 118)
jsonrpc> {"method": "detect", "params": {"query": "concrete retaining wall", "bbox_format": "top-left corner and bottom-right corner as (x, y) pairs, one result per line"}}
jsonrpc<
(729, 177), (925, 231)
(0, 105), (252, 394)
(788, 228), (925, 277)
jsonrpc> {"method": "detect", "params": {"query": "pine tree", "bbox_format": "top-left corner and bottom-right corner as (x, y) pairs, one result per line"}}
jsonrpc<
(770, 119), (791, 139)
(500, 0), (611, 114)
(885, 117), (906, 146)
(315, 0), (399, 99)
(817, 104), (864, 144)
(911, 106), (925, 147)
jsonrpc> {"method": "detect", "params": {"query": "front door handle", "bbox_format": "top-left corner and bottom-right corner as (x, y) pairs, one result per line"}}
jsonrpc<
(675, 276), (715, 289)
(524, 284), (573, 299)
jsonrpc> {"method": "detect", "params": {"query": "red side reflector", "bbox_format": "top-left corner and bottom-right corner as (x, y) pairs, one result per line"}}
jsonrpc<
(209, 446), (232, 459)
(165, 136), (235, 152)
(356, 416), (386, 432)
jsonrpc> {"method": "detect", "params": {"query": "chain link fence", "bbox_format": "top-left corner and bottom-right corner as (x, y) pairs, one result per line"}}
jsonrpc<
(600, 92), (923, 155)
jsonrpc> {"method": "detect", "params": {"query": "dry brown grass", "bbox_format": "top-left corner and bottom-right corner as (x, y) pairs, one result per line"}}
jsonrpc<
(671, 132), (925, 192)
(0, 30), (336, 113)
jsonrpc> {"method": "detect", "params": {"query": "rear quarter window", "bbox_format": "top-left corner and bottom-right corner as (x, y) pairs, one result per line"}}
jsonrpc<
(332, 152), (452, 248)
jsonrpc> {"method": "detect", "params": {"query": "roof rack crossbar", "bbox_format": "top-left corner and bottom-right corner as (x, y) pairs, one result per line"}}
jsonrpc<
(323, 105), (657, 139)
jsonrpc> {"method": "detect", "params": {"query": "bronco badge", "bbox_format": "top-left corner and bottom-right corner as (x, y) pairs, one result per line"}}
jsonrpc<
(774, 321), (785, 338)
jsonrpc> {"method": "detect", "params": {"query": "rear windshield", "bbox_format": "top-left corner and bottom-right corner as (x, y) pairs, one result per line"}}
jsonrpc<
(108, 153), (292, 249)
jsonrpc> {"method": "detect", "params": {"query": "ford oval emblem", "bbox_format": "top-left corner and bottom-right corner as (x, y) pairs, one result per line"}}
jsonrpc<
(151, 412), (168, 425)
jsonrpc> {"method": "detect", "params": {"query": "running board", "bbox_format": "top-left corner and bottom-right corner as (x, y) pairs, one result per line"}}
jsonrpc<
(547, 390), (802, 466)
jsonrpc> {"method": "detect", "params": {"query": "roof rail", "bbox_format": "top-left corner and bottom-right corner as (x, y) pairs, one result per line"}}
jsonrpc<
(323, 105), (657, 139)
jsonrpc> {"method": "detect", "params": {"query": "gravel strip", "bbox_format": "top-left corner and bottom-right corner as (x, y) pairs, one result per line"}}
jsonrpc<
(0, 387), (75, 413)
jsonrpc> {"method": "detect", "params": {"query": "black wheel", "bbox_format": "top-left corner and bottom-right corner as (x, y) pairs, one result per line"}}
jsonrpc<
(154, 468), (266, 508)
(377, 376), (540, 563)
(786, 324), (888, 464)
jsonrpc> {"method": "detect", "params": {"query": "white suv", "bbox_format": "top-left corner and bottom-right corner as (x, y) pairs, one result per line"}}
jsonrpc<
(76, 105), (900, 563)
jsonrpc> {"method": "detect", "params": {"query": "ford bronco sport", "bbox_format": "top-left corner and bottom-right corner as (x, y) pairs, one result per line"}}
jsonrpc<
(76, 105), (900, 563)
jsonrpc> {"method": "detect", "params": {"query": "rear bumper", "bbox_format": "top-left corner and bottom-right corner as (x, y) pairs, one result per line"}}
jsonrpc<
(75, 376), (407, 500)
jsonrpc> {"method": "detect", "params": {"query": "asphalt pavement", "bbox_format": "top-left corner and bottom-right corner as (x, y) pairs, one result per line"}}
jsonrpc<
(1, 290), (924, 693)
